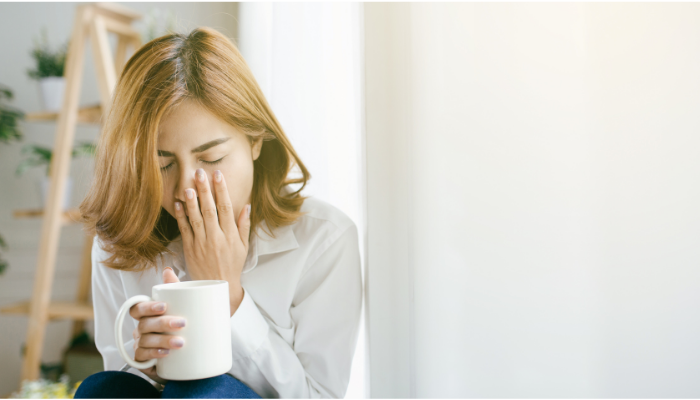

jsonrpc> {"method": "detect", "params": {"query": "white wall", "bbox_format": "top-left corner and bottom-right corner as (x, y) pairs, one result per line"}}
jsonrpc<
(238, 4), (367, 398)
(366, 3), (700, 397)
(0, 3), (237, 395)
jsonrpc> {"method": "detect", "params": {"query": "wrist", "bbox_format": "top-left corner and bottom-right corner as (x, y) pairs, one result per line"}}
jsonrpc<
(229, 281), (244, 317)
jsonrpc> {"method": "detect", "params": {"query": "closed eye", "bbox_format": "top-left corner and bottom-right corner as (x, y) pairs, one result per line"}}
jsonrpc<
(160, 156), (226, 172)
(202, 156), (226, 166)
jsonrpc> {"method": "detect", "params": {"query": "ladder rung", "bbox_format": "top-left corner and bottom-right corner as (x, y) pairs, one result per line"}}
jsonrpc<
(13, 208), (82, 225)
(24, 103), (102, 125)
(94, 2), (143, 21)
(103, 18), (141, 40)
(0, 301), (94, 320)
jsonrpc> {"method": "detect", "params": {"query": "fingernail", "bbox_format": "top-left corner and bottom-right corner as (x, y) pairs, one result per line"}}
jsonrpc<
(196, 168), (206, 182)
(174, 202), (181, 211)
(171, 338), (184, 348)
(158, 348), (170, 355)
(170, 318), (186, 328)
(246, 204), (251, 218)
(186, 188), (194, 199)
(214, 170), (222, 182)
(152, 302), (165, 312)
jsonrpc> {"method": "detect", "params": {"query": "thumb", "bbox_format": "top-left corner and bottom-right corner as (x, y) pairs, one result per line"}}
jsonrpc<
(163, 267), (180, 284)
(238, 203), (251, 250)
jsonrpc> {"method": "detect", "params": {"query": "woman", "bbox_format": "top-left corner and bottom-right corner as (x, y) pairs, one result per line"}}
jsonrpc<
(74, 27), (362, 399)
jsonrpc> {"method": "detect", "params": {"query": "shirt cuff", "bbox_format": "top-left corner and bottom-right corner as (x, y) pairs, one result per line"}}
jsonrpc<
(230, 286), (270, 361)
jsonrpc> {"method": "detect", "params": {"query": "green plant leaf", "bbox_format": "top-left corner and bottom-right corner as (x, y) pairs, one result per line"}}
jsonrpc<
(33, 146), (53, 160)
(27, 27), (68, 80)
(15, 157), (47, 177)
(20, 144), (52, 159)
(0, 84), (24, 144)
(72, 141), (96, 157)
(16, 144), (52, 176)
(16, 142), (96, 176)
(0, 87), (12, 100)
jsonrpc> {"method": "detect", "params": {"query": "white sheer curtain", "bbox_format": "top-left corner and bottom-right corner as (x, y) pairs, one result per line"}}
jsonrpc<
(237, 3), (367, 398)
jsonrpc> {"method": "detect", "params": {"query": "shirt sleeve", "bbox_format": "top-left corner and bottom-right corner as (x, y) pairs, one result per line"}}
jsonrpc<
(91, 235), (163, 390)
(227, 223), (363, 398)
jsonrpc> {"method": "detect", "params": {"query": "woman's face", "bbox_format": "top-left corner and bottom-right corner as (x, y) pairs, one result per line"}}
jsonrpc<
(157, 99), (262, 227)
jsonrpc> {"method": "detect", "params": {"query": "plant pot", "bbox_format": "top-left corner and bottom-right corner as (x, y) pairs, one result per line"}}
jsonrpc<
(38, 76), (66, 112)
(37, 176), (72, 210)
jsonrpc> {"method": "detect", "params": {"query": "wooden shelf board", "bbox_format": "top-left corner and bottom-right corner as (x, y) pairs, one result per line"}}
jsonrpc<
(0, 301), (93, 320)
(24, 103), (102, 125)
(103, 17), (141, 40)
(13, 208), (82, 225)
(94, 2), (143, 21)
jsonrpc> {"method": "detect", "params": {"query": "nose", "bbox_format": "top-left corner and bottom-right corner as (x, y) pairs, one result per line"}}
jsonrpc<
(174, 165), (197, 212)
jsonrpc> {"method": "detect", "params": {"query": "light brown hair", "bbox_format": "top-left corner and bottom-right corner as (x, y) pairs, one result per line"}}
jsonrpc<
(79, 27), (310, 272)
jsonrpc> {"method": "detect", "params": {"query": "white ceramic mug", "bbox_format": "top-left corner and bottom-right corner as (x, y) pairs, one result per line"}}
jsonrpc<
(115, 280), (233, 380)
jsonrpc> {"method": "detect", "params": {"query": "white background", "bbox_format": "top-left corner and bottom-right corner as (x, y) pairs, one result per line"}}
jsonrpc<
(365, 3), (700, 397)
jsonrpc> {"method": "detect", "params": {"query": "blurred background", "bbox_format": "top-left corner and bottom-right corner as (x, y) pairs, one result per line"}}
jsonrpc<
(1, 2), (700, 398)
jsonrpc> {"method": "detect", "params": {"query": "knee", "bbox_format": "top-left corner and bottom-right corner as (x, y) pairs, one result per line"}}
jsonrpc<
(74, 371), (160, 399)
(77, 371), (121, 388)
(164, 373), (228, 390)
(73, 371), (113, 398)
(162, 374), (259, 399)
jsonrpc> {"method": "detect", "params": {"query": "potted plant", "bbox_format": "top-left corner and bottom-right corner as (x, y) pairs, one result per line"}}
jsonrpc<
(0, 83), (25, 275)
(0, 233), (8, 276)
(1, 84), (25, 143)
(15, 142), (95, 210)
(26, 27), (69, 112)
(9, 373), (81, 398)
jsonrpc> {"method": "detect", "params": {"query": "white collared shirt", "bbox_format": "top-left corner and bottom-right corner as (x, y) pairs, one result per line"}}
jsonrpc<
(91, 196), (363, 398)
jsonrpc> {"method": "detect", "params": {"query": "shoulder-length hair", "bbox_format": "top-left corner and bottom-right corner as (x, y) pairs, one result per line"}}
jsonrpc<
(79, 27), (310, 272)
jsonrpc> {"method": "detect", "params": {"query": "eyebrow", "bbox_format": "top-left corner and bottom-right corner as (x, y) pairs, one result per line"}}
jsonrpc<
(158, 137), (231, 157)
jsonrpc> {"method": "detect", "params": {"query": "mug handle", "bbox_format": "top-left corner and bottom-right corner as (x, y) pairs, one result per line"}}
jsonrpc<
(115, 295), (158, 370)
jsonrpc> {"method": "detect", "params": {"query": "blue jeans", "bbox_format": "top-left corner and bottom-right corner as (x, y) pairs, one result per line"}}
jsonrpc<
(73, 371), (262, 398)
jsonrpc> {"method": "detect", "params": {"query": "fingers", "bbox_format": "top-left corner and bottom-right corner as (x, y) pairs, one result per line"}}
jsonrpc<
(237, 203), (252, 250)
(213, 169), (236, 237)
(132, 330), (172, 360)
(137, 315), (187, 334)
(174, 200), (193, 245)
(134, 333), (185, 362)
(129, 300), (167, 320)
(138, 333), (186, 350)
(184, 187), (206, 240)
(194, 168), (219, 239)
(162, 266), (180, 284)
(131, 313), (186, 363)
(135, 346), (171, 362)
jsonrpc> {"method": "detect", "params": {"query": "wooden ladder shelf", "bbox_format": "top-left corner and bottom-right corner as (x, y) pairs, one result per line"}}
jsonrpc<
(0, 2), (142, 388)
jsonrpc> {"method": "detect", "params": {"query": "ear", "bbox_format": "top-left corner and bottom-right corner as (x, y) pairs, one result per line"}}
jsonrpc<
(251, 137), (263, 161)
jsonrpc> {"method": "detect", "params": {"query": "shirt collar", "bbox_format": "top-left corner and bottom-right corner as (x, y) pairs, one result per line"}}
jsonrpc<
(167, 219), (299, 277)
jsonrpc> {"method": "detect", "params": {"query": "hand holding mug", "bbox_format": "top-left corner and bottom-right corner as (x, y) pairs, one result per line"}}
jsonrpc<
(129, 267), (183, 384)
(115, 270), (233, 381)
